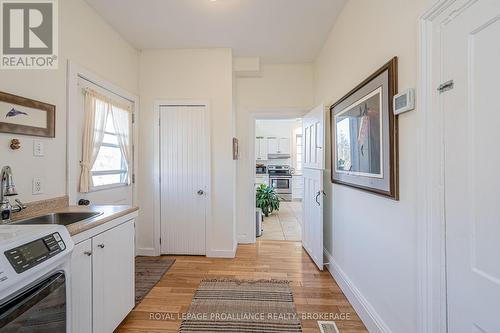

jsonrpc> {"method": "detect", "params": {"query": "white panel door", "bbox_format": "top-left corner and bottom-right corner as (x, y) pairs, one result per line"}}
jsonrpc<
(442, 1), (500, 332)
(92, 220), (135, 333)
(301, 104), (325, 270)
(160, 105), (208, 255)
(302, 168), (323, 270)
(302, 104), (324, 169)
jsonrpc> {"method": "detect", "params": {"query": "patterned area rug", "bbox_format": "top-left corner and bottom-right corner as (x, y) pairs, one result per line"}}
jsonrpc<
(135, 256), (175, 305)
(179, 279), (303, 332)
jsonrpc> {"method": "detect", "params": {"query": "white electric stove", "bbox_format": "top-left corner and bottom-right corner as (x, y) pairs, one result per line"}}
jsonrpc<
(0, 225), (74, 332)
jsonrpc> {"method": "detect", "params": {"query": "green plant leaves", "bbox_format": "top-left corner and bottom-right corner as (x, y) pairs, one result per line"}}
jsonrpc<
(256, 184), (280, 217)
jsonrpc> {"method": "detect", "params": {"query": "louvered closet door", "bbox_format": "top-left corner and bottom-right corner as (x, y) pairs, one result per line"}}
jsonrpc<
(160, 105), (208, 255)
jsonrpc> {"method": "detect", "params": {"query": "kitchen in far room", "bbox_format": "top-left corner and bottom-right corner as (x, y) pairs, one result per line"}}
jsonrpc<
(255, 118), (303, 241)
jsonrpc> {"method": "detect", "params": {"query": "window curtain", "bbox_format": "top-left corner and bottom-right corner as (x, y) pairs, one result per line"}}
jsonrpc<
(110, 104), (132, 184)
(79, 89), (109, 192)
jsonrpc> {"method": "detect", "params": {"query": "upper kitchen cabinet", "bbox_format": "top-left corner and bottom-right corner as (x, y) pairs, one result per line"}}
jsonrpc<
(267, 137), (278, 155)
(268, 137), (290, 155)
(256, 137), (268, 161)
(278, 138), (290, 155)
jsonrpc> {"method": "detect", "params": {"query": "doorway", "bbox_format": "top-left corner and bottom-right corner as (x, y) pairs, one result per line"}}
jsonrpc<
(254, 118), (303, 241)
(158, 103), (210, 255)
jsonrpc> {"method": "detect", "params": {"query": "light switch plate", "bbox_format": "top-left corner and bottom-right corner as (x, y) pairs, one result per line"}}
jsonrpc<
(32, 178), (43, 195)
(33, 141), (44, 156)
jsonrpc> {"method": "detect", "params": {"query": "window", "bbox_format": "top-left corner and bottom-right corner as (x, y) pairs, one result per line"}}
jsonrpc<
(80, 87), (132, 193)
(91, 109), (129, 188)
(295, 128), (303, 172)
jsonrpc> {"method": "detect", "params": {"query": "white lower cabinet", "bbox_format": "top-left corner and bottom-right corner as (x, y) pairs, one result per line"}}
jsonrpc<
(292, 175), (304, 200)
(71, 239), (92, 333)
(255, 174), (269, 188)
(71, 219), (135, 333)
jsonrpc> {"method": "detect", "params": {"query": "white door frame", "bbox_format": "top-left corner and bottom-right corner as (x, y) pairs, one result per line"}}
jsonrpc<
(153, 100), (212, 256)
(67, 61), (139, 206)
(417, 1), (465, 332)
(247, 109), (307, 243)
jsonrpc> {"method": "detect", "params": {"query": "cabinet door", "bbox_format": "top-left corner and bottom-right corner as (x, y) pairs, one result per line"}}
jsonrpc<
(292, 176), (304, 200)
(92, 220), (135, 333)
(255, 175), (269, 188)
(71, 239), (93, 333)
(267, 138), (278, 154)
(255, 138), (261, 160)
(278, 138), (290, 154)
(259, 138), (268, 160)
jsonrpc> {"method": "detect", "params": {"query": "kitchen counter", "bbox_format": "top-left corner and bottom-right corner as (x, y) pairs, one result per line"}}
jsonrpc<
(54, 205), (138, 236)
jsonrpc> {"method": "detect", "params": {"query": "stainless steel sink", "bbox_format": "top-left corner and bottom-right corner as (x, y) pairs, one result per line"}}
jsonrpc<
(12, 211), (103, 226)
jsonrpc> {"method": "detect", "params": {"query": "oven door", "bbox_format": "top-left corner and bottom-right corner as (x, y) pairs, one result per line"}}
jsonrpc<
(270, 177), (291, 193)
(0, 272), (66, 332)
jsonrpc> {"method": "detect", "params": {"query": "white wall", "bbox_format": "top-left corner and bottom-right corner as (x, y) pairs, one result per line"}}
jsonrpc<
(0, 0), (139, 203)
(235, 64), (314, 242)
(314, 0), (432, 332)
(138, 49), (236, 256)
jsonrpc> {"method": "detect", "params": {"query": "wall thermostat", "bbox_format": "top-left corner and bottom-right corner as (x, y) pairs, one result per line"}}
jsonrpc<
(393, 88), (415, 115)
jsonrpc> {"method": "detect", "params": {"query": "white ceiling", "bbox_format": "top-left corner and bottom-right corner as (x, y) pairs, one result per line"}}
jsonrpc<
(84, 0), (346, 63)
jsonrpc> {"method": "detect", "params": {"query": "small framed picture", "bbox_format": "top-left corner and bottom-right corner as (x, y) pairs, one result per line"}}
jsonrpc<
(0, 91), (55, 137)
(232, 137), (239, 160)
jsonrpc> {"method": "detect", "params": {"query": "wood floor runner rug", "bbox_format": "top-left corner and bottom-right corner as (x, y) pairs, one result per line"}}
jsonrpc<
(179, 279), (302, 333)
(135, 256), (175, 305)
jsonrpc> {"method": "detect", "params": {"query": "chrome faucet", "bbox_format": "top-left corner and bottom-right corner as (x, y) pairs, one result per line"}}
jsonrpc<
(1, 166), (26, 223)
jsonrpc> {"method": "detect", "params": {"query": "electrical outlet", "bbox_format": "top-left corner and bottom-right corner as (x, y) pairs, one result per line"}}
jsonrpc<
(32, 178), (43, 195)
(33, 141), (44, 157)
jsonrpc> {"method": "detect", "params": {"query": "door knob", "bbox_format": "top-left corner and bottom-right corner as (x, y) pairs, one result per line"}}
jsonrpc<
(84, 251), (92, 256)
(97, 244), (105, 249)
(197, 190), (204, 195)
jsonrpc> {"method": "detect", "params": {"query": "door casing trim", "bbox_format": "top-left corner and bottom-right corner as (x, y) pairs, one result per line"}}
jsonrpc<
(417, 1), (474, 332)
(67, 61), (139, 207)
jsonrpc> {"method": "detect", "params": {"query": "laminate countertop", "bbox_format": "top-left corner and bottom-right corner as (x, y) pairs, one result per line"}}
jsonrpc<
(54, 205), (139, 236)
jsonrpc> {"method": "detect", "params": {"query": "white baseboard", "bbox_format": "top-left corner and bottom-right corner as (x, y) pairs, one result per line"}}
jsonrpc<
(207, 243), (238, 258)
(323, 248), (392, 333)
(237, 233), (254, 244)
(136, 247), (157, 256)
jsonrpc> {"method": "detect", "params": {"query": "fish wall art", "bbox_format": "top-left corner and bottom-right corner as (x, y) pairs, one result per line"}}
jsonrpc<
(0, 91), (55, 138)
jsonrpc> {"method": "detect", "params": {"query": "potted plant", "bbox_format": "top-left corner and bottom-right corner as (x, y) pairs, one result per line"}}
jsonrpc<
(256, 184), (280, 217)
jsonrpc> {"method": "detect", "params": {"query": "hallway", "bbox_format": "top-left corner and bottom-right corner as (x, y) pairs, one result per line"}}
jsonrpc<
(118, 240), (367, 333)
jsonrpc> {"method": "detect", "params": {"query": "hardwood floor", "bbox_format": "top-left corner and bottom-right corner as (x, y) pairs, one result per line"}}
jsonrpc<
(117, 240), (367, 333)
